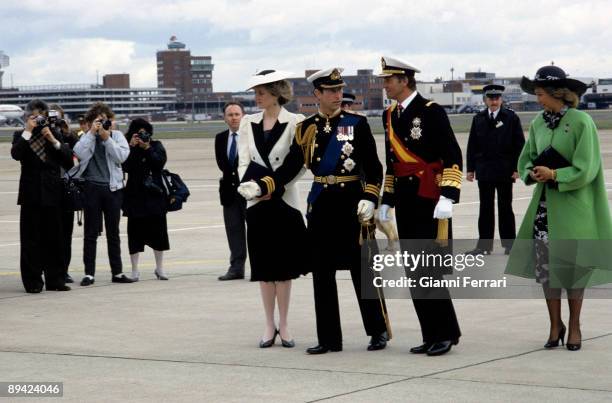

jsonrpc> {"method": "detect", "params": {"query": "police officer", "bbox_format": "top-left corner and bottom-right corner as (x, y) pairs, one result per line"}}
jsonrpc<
(466, 84), (525, 255)
(238, 67), (389, 354)
(341, 92), (356, 111)
(377, 56), (462, 356)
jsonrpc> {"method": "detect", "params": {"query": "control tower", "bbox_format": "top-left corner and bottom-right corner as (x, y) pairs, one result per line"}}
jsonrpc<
(0, 51), (9, 89)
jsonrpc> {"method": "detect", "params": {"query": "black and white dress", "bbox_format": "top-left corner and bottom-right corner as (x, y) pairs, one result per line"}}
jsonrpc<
(237, 108), (307, 282)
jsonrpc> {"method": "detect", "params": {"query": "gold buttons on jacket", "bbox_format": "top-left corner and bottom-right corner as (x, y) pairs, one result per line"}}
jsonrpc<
(341, 169), (345, 173)
(316, 157), (321, 162)
(340, 183), (345, 188)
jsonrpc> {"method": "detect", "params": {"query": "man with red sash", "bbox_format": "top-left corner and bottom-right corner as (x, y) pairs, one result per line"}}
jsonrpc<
(377, 56), (463, 356)
(238, 67), (388, 354)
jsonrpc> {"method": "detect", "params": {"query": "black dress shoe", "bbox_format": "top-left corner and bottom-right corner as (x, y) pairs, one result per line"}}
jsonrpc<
(504, 247), (512, 255)
(25, 287), (43, 294)
(367, 331), (388, 351)
(65, 274), (74, 284)
(410, 342), (433, 354)
(306, 344), (342, 354)
(80, 276), (95, 286)
(46, 285), (71, 291)
(112, 274), (134, 283)
(426, 339), (459, 356)
(218, 271), (245, 281)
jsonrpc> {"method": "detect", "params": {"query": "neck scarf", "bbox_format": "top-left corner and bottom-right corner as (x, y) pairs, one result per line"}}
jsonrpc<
(543, 106), (568, 130)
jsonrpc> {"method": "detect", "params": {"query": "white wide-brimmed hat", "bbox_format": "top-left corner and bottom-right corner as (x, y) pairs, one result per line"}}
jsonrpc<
(246, 70), (294, 90)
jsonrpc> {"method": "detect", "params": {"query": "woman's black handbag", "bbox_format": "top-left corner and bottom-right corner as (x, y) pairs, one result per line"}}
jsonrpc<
(161, 169), (190, 212)
(532, 145), (571, 188)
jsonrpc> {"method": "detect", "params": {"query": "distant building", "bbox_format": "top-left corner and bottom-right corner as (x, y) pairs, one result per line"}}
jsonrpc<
(156, 36), (214, 104)
(103, 73), (130, 89)
(0, 83), (177, 119)
(287, 69), (384, 114)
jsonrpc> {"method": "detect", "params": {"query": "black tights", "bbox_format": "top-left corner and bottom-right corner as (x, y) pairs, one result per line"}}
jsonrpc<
(543, 285), (584, 344)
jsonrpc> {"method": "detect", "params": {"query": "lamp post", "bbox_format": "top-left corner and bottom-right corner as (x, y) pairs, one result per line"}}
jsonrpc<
(450, 67), (455, 113)
(191, 94), (195, 122)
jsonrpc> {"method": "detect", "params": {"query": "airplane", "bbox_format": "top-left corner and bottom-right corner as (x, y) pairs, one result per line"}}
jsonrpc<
(0, 104), (24, 126)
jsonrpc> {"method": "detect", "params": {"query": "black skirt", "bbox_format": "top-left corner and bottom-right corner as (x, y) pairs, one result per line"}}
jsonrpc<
(127, 214), (170, 254)
(246, 198), (307, 282)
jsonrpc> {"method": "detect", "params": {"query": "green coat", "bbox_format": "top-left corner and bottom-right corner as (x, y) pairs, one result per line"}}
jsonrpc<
(505, 108), (612, 288)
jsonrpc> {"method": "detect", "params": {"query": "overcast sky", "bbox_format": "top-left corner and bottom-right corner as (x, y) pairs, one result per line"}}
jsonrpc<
(1, 0), (611, 91)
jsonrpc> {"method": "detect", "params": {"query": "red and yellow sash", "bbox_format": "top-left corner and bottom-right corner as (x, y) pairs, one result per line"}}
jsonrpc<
(387, 104), (442, 200)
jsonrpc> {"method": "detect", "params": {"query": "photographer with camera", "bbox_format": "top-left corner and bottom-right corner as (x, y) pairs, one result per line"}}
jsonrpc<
(11, 99), (74, 293)
(47, 104), (81, 284)
(73, 102), (133, 286)
(122, 118), (170, 281)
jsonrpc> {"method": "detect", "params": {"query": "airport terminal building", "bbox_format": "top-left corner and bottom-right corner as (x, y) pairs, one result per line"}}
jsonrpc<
(0, 83), (178, 120)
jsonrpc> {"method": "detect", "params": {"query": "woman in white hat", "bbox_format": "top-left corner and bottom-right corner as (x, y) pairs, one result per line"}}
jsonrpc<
(237, 70), (307, 348)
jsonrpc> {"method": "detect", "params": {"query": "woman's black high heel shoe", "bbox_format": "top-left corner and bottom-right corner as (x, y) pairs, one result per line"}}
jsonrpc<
(566, 329), (582, 351)
(259, 329), (278, 348)
(279, 331), (295, 348)
(544, 324), (566, 348)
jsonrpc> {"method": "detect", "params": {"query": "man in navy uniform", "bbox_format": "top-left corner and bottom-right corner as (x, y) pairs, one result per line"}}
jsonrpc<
(466, 85), (525, 255)
(238, 67), (388, 354)
(377, 56), (462, 356)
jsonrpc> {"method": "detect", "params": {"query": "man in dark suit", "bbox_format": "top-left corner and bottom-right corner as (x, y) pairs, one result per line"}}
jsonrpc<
(377, 56), (463, 356)
(466, 84), (525, 255)
(215, 102), (247, 280)
(11, 99), (74, 293)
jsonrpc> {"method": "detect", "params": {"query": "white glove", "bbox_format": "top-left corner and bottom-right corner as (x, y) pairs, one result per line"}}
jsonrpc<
(237, 181), (261, 201)
(378, 204), (391, 222)
(433, 195), (453, 219)
(357, 200), (375, 222)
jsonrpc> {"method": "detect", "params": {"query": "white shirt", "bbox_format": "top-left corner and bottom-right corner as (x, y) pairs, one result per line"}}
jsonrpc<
(488, 108), (500, 120)
(226, 129), (240, 158)
(399, 91), (419, 111)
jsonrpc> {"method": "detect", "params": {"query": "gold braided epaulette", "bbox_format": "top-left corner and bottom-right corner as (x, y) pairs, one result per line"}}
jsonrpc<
(296, 123), (317, 168)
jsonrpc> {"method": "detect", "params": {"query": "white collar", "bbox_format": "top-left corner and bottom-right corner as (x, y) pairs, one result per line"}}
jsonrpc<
(399, 91), (418, 110)
(488, 108), (500, 119)
(251, 106), (290, 124)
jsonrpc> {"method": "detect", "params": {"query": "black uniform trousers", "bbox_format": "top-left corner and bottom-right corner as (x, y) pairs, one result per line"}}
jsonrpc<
(83, 182), (123, 277)
(222, 197), (247, 275)
(477, 181), (516, 251)
(20, 205), (65, 291)
(312, 248), (387, 347)
(395, 177), (461, 343)
(61, 210), (75, 276)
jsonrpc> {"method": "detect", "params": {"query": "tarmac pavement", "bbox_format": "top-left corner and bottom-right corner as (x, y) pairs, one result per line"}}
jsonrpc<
(1, 133), (612, 402)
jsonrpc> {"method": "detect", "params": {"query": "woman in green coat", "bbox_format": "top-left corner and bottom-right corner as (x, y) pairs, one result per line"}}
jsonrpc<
(505, 65), (612, 351)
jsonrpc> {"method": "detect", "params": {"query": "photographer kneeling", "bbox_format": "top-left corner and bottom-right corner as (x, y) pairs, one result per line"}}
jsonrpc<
(11, 99), (73, 293)
(73, 102), (133, 286)
(122, 119), (170, 281)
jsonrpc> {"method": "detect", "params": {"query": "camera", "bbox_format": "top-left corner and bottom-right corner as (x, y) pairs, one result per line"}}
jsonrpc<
(47, 110), (66, 130)
(34, 115), (48, 127)
(96, 119), (112, 131)
(137, 131), (152, 143)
